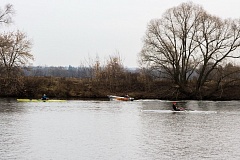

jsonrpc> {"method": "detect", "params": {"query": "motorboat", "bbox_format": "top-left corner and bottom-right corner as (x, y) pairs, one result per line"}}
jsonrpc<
(107, 95), (134, 101)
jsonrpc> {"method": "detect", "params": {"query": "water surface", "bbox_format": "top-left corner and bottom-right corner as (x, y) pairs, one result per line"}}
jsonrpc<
(1, 99), (240, 159)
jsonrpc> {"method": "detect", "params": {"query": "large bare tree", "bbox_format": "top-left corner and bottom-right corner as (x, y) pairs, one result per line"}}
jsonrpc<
(0, 4), (33, 77)
(0, 30), (33, 77)
(0, 4), (34, 96)
(140, 2), (240, 99)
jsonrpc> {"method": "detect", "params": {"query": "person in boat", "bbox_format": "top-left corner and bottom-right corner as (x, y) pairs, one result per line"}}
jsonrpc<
(41, 94), (49, 100)
(124, 94), (130, 98)
(172, 102), (184, 111)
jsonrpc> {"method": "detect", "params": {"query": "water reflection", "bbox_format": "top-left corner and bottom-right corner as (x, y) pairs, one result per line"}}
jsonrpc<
(1, 99), (240, 159)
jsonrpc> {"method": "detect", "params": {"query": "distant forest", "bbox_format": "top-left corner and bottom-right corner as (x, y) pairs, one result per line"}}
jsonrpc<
(23, 66), (138, 78)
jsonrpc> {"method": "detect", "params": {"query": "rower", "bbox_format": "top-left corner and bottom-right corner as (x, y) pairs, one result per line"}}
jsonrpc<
(41, 94), (49, 100)
(172, 102), (183, 111)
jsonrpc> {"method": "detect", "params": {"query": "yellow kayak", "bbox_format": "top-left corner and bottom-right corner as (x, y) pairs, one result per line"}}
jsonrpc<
(17, 99), (67, 102)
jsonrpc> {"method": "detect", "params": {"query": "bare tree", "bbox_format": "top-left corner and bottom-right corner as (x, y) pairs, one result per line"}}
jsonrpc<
(0, 4), (14, 26)
(0, 30), (33, 77)
(0, 3), (14, 75)
(140, 2), (240, 99)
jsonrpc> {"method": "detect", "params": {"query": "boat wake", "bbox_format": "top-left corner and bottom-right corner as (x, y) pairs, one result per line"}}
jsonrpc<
(142, 110), (217, 114)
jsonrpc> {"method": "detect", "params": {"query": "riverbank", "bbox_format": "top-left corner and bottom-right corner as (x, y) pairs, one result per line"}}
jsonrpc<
(1, 76), (240, 101)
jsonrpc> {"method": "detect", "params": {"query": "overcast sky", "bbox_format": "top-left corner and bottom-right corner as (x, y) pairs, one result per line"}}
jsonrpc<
(0, 0), (239, 68)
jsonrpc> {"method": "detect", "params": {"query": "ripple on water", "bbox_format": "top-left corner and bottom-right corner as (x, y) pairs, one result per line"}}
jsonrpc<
(1, 99), (240, 159)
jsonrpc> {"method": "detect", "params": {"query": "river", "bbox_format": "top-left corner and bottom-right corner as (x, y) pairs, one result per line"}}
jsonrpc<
(0, 98), (240, 159)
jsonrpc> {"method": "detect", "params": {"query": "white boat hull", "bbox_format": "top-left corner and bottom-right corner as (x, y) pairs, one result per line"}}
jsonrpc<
(107, 95), (134, 101)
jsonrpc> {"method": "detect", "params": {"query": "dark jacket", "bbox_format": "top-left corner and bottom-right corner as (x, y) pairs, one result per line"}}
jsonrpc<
(41, 95), (48, 100)
(172, 104), (181, 111)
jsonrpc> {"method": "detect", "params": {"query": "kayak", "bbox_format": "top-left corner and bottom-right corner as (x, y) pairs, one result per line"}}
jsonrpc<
(17, 99), (67, 102)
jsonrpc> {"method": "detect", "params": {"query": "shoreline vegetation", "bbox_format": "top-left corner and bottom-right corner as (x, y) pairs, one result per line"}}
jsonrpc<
(1, 69), (240, 101)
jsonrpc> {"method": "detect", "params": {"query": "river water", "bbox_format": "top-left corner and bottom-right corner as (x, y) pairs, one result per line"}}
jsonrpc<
(1, 98), (240, 160)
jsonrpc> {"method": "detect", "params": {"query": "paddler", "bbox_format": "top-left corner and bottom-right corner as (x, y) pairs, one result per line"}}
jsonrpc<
(172, 102), (184, 111)
(41, 94), (49, 100)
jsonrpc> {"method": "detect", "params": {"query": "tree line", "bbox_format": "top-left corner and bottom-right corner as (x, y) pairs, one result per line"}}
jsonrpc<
(23, 65), (137, 78)
(1, 55), (240, 100)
